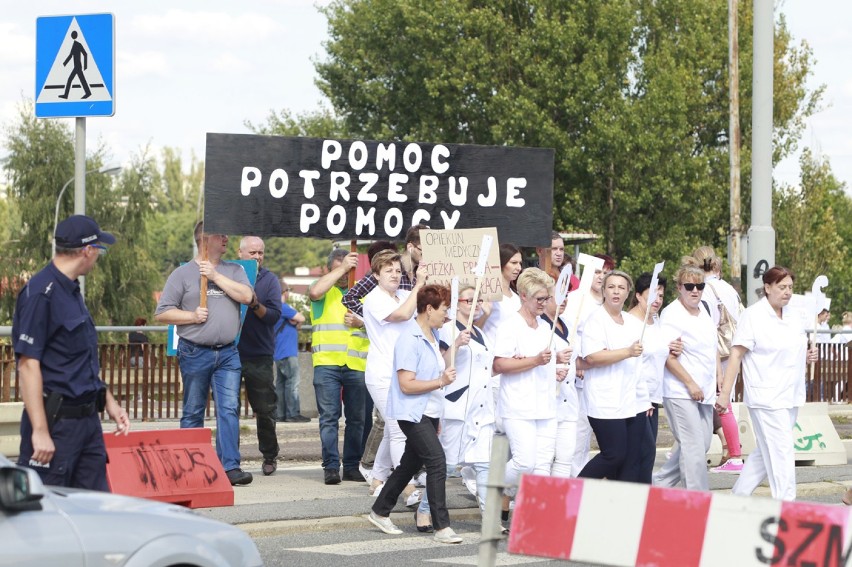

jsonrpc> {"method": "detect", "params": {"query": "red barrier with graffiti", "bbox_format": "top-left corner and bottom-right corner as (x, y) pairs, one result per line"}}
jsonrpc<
(104, 428), (233, 508)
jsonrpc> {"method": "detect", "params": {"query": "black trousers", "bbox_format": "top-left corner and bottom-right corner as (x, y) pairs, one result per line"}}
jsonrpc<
(241, 356), (279, 461)
(579, 414), (653, 483)
(372, 416), (450, 530)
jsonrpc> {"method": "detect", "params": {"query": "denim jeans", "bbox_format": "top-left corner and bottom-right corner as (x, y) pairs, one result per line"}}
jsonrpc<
(178, 340), (242, 471)
(313, 365), (366, 471)
(242, 356), (279, 461)
(274, 356), (301, 420)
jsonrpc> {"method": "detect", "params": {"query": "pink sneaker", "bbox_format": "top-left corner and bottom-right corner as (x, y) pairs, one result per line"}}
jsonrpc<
(710, 458), (743, 473)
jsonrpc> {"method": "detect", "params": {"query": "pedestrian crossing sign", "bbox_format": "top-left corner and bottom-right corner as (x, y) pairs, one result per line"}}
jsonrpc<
(35, 13), (115, 118)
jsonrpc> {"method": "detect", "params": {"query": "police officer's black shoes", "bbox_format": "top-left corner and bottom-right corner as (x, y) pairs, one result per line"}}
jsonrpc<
(324, 468), (341, 485)
(227, 468), (253, 486)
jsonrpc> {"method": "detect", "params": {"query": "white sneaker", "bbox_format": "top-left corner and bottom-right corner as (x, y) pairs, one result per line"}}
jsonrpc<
(405, 488), (423, 508)
(434, 526), (463, 544)
(460, 466), (477, 497)
(359, 463), (373, 485)
(367, 511), (403, 535)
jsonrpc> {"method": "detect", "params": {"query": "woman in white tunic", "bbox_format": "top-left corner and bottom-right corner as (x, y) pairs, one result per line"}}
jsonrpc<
(716, 266), (818, 501)
(478, 244), (523, 431)
(493, 268), (561, 494)
(438, 285), (496, 513)
(541, 292), (576, 477)
(363, 250), (427, 492)
(652, 260), (719, 491)
(577, 270), (645, 480)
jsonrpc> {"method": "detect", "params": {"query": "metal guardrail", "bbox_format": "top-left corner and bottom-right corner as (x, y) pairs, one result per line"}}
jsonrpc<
(0, 328), (849, 419)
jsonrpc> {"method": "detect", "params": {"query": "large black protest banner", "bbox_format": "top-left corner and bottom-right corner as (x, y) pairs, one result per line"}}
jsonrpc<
(204, 134), (554, 246)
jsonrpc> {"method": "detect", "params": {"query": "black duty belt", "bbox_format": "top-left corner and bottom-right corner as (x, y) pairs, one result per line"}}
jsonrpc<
(57, 401), (98, 419)
(180, 338), (234, 350)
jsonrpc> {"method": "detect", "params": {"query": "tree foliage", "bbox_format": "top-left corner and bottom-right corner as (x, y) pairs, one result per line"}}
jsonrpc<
(775, 149), (850, 321)
(314, 0), (821, 278)
(0, 102), (160, 325)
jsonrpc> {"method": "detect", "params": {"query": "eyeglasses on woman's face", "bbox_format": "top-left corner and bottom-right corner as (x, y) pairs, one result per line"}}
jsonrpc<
(534, 295), (553, 305)
(682, 282), (706, 292)
(459, 298), (484, 305)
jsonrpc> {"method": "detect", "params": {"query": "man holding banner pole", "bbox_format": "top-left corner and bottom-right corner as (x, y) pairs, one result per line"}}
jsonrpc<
(154, 221), (254, 486)
(309, 248), (370, 485)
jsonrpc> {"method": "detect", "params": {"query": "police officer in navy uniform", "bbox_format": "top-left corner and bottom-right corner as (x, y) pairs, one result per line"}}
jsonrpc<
(14, 215), (130, 490)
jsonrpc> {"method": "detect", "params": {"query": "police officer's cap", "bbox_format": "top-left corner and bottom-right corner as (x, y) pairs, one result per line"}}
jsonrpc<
(54, 215), (116, 248)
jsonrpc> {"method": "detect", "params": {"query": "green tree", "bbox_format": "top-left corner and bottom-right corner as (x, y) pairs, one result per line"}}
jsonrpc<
(1, 101), (160, 325)
(313, 0), (820, 277)
(775, 149), (850, 318)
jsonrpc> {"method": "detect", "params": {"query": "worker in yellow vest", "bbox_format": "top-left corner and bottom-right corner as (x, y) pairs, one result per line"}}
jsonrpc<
(309, 248), (370, 485)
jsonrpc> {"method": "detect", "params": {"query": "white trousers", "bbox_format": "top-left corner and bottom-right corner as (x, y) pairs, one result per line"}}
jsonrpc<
(503, 417), (557, 494)
(733, 406), (798, 501)
(570, 390), (592, 476)
(653, 398), (713, 491)
(440, 418), (464, 468)
(552, 420), (578, 478)
(366, 381), (406, 483)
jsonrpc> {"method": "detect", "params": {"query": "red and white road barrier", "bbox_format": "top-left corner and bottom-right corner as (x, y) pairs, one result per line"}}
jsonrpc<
(508, 475), (852, 567)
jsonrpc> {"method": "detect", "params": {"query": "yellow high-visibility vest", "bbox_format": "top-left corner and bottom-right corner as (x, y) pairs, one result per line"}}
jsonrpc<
(310, 285), (368, 371)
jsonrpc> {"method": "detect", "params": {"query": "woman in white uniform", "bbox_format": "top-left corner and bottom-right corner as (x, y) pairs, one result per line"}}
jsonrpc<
(541, 292), (576, 477)
(577, 270), (645, 481)
(493, 268), (561, 494)
(716, 266), (818, 501)
(693, 245), (745, 472)
(438, 285), (496, 513)
(652, 260), (719, 491)
(362, 250), (427, 494)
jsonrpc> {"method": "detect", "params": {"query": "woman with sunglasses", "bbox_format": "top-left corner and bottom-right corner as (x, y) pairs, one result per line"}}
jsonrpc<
(576, 270), (645, 481)
(652, 260), (719, 491)
(437, 285), (496, 519)
(716, 266), (817, 501)
(493, 268), (560, 496)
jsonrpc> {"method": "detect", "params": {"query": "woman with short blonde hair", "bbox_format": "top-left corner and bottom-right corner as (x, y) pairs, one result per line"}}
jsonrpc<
(652, 259), (719, 491)
(493, 268), (561, 495)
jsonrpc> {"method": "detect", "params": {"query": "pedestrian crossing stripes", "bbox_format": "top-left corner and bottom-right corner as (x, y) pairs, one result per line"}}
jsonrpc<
(283, 531), (551, 565)
(286, 533), (482, 555)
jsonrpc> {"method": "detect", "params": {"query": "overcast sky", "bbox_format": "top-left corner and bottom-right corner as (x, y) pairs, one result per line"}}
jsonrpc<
(1, 0), (849, 191)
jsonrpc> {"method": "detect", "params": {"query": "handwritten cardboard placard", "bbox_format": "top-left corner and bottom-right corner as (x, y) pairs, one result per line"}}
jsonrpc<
(420, 228), (502, 300)
(203, 134), (554, 247)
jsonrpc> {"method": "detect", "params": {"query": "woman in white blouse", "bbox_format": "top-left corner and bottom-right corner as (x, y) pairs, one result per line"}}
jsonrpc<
(717, 266), (818, 501)
(652, 260), (719, 491)
(493, 268), (562, 494)
(577, 270), (644, 480)
(362, 250), (427, 494)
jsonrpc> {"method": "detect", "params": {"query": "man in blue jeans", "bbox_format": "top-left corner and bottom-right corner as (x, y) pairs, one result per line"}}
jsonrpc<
(274, 280), (308, 422)
(309, 248), (369, 485)
(155, 222), (254, 486)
